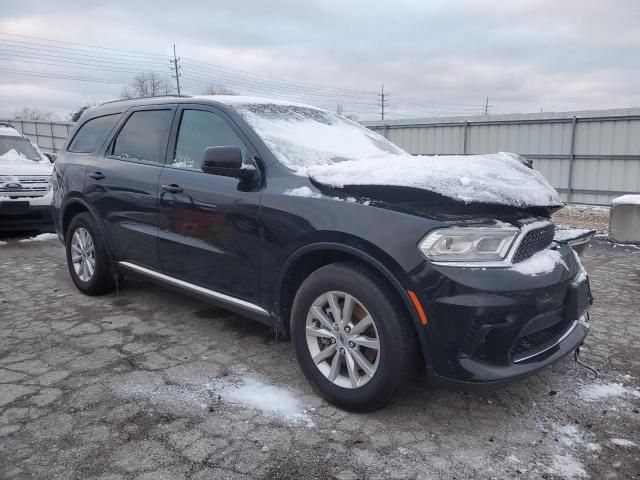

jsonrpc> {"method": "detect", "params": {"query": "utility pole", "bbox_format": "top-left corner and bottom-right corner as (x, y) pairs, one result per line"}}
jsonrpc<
(170, 44), (182, 96)
(378, 84), (389, 121)
(482, 97), (491, 115)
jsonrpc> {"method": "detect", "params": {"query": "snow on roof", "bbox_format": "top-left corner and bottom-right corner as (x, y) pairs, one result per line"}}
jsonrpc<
(193, 95), (323, 110)
(612, 194), (640, 206)
(309, 152), (563, 208)
(0, 126), (23, 137)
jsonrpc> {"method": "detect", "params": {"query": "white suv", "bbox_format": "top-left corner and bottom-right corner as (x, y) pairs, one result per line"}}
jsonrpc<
(0, 123), (54, 231)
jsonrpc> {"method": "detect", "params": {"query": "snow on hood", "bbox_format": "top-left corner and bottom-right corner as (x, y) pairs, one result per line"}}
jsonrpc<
(0, 149), (52, 174)
(308, 152), (563, 208)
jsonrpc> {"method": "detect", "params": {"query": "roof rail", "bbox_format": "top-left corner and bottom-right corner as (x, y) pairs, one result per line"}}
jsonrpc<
(99, 94), (191, 106)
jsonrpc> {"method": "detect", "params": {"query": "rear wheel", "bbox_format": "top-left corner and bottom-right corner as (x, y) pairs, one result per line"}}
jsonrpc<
(291, 262), (420, 411)
(65, 212), (115, 295)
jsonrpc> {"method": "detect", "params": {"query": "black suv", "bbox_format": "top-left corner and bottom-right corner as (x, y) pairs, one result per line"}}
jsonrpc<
(53, 96), (591, 411)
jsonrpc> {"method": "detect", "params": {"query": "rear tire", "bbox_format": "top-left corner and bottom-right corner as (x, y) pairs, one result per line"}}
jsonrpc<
(65, 212), (115, 295)
(290, 261), (420, 411)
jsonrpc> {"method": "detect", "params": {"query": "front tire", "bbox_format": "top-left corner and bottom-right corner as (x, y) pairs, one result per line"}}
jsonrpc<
(65, 212), (115, 295)
(290, 262), (420, 411)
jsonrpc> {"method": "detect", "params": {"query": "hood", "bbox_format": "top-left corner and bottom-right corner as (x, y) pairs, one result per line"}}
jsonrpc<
(308, 152), (563, 210)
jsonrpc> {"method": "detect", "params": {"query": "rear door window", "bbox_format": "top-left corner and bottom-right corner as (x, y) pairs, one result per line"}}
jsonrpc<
(111, 110), (174, 164)
(68, 114), (120, 153)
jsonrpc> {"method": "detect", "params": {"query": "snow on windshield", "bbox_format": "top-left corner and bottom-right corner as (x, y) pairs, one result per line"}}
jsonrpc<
(0, 136), (44, 163)
(0, 148), (45, 165)
(230, 101), (562, 208)
(232, 103), (405, 171)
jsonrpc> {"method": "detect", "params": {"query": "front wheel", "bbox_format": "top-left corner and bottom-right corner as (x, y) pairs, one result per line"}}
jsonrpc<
(65, 212), (115, 295)
(290, 262), (420, 411)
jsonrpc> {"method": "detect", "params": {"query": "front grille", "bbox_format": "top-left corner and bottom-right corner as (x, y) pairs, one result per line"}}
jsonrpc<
(0, 175), (50, 198)
(510, 317), (574, 362)
(512, 223), (555, 263)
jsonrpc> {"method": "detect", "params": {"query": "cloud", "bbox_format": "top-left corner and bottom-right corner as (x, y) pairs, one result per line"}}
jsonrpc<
(0, 0), (638, 119)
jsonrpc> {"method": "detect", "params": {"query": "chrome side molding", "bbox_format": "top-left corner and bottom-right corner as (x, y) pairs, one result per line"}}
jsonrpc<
(118, 261), (270, 317)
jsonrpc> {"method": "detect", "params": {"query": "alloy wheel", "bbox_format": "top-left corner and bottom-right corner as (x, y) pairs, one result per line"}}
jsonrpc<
(305, 291), (381, 389)
(71, 227), (96, 282)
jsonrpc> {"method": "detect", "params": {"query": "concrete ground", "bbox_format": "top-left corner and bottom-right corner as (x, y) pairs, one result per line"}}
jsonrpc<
(0, 234), (638, 480)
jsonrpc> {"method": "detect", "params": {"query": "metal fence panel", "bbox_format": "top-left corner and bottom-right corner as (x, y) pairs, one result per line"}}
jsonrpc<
(0, 119), (75, 153)
(364, 108), (640, 206)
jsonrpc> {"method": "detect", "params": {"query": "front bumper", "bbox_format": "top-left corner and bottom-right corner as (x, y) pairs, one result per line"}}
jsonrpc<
(410, 242), (592, 389)
(0, 193), (53, 231)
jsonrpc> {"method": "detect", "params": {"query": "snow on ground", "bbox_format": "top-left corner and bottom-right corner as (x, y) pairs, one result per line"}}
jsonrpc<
(511, 249), (566, 276)
(612, 194), (640, 205)
(114, 374), (313, 426)
(579, 382), (640, 402)
(209, 376), (312, 426)
(18, 233), (58, 242)
(549, 453), (588, 479)
(609, 438), (638, 447)
(554, 228), (593, 242)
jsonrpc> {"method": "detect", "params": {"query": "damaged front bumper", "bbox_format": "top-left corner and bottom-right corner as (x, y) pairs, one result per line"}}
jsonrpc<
(409, 242), (592, 391)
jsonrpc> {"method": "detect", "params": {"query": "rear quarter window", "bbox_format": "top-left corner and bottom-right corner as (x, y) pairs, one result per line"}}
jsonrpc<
(68, 114), (121, 153)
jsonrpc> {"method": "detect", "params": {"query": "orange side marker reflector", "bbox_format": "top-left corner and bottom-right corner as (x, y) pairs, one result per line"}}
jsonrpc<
(407, 290), (428, 325)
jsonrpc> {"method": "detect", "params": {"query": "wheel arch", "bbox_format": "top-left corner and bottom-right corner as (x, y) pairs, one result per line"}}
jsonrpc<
(60, 196), (115, 264)
(275, 242), (432, 366)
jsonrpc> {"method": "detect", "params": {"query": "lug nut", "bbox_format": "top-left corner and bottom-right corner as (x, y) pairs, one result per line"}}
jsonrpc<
(333, 324), (339, 331)
(344, 326), (351, 333)
(348, 341), (355, 348)
(339, 347), (345, 355)
(331, 338), (336, 344)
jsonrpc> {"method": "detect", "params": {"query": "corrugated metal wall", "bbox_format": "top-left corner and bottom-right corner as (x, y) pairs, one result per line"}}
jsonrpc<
(0, 119), (74, 153)
(365, 108), (640, 205)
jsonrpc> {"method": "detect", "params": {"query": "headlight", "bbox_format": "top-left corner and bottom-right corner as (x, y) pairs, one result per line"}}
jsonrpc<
(419, 227), (519, 262)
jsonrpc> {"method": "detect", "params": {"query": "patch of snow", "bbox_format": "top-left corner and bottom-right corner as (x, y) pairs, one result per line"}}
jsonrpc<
(610, 438), (638, 447)
(0, 149), (34, 165)
(549, 453), (588, 479)
(579, 382), (640, 402)
(554, 229), (593, 242)
(557, 425), (600, 452)
(571, 249), (588, 284)
(309, 153), (562, 208)
(19, 233), (58, 243)
(210, 376), (312, 426)
(285, 186), (321, 198)
(114, 373), (313, 426)
(612, 194), (640, 206)
(0, 126), (23, 137)
(562, 204), (610, 213)
(511, 249), (566, 276)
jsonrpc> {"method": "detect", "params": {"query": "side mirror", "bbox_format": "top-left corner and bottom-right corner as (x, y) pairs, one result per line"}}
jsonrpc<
(201, 146), (256, 180)
(44, 152), (57, 163)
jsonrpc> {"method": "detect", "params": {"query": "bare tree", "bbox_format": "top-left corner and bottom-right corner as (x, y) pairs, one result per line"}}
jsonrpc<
(67, 103), (97, 122)
(13, 107), (56, 121)
(121, 72), (173, 99)
(201, 84), (238, 96)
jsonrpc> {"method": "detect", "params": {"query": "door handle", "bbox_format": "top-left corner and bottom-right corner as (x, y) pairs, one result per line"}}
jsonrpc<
(89, 172), (105, 180)
(161, 184), (183, 193)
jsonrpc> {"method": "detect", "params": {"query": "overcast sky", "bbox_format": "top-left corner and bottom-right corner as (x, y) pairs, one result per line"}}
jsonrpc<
(1, 0), (639, 120)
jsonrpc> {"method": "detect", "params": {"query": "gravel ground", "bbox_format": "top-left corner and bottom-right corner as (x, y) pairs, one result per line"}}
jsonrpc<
(0, 233), (639, 480)
(553, 205), (611, 233)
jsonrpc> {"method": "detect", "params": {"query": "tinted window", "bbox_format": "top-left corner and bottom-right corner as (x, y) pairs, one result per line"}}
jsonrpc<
(112, 110), (173, 163)
(172, 110), (248, 170)
(68, 114), (120, 153)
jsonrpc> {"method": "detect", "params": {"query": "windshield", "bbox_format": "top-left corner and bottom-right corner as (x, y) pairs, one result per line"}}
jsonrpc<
(232, 103), (406, 172)
(0, 136), (44, 162)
